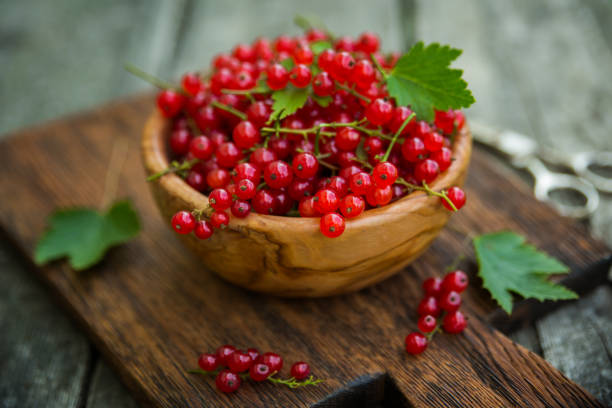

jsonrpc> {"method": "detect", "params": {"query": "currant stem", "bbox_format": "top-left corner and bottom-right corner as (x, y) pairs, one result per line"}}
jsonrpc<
(221, 87), (269, 96)
(124, 63), (181, 92)
(351, 156), (373, 169)
(146, 159), (199, 181)
(261, 119), (366, 138)
(396, 178), (458, 211)
(210, 100), (248, 120)
(267, 373), (324, 388)
(370, 54), (389, 79)
(381, 113), (415, 162)
(334, 81), (371, 103)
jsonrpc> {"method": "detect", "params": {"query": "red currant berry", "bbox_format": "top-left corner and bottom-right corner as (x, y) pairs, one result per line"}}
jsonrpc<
(194, 220), (214, 239)
(216, 344), (236, 365)
(339, 165), (363, 181)
(442, 270), (469, 293)
(236, 179), (256, 200)
(186, 171), (206, 192)
(350, 172), (372, 195)
(442, 187), (466, 211)
(231, 200), (251, 218)
(335, 127), (361, 151)
(339, 194), (365, 218)
(331, 51), (355, 81)
(258, 352), (283, 373)
(289, 64), (312, 88)
(422, 277), (443, 297)
(208, 130), (227, 149)
(365, 98), (393, 126)
(209, 188), (231, 210)
(351, 60), (375, 89)
(424, 131), (444, 152)
(401, 137), (426, 162)
(318, 49), (336, 72)
(198, 353), (219, 371)
(290, 362), (311, 380)
(210, 68), (233, 95)
(264, 160), (293, 189)
(414, 159), (440, 184)
(189, 135), (213, 160)
(314, 189), (339, 213)
(442, 310), (467, 334)
(320, 212), (346, 238)
(306, 28), (327, 42)
(181, 73), (203, 95)
(431, 147), (452, 171)
(206, 168), (230, 189)
(357, 32), (380, 53)
(246, 101), (271, 126)
(434, 109), (456, 135)
(298, 196), (318, 217)
(216, 142), (243, 168)
(249, 363), (271, 382)
(288, 179), (315, 201)
(327, 176), (349, 198)
(337, 151), (357, 168)
(274, 35), (296, 53)
(293, 45), (314, 65)
(156, 90), (185, 118)
(266, 63), (289, 90)
(254, 37), (273, 60)
(312, 71), (335, 97)
(270, 189), (293, 215)
(292, 152), (319, 179)
(232, 162), (260, 183)
(411, 121), (431, 139)
(252, 190), (275, 214)
(373, 185), (393, 206)
(250, 147), (277, 168)
(364, 137), (384, 157)
(334, 36), (356, 52)
(417, 296), (441, 317)
(405, 332), (428, 355)
(418, 315), (437, 333)
(208, 212), (228, 231)
(232, 120), (261, 149)
(227, 350), (253, 373)
(372, 162), (398, 188)
(454, 110), (466, 130)
(171, 211), (195, 234)
(388, 107), (415, 136)
(215, 369), (241, 393)
(170, 129), (192, 156)
(439, 290), (462, 312)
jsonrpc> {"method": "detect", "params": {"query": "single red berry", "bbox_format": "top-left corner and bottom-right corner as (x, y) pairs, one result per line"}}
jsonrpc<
(357, 32), (380, 53)
(372, 162), (398, 188)
(442, 270), (469, 293)
(306, 28), (327, 42)
(171, 211), (195, 234)
(434, 109), (456, 135)
(232, 162), (260, 183)
(414, 159), (440, 184)
(232, 120), (261, 149)
(209, 188), (231, 210)
(258, 352), (283, 373)
(293, 45), (314, 65)
(246, 348), (260, 362)
(442, 310), (467, 334)
(318, 49), (336, 72)
(335, 127), (361, 151)
(210, 210), (230, 229)
(417, 315), (437, 333)
(339, 194), (365, 218)
(312, 71), (334, 97)
(339, 165), (362, 181)
(206, 168), (230, 189)
(216, 344), (236, 365)
(320, 212), (346, 238)
(292, 153), (319, 179)
(274, 35), (296, 53)
(364, 137), (384, 157)
(389, 106), (415, 136)
(337, 151), (357, 168)
(454, 110), (466, 130)
(227, 350), (253, 373)
(424, 131), (444, 152)
(372, 185), (393, 206)
(288, 179), (315, 201)
(250, 147), (277, 168)
(246, 101), (271, 126)
(431, 147), (452, 171)
(289, 64), (312, 88)
(422, 277), (443, 297)
(249, 362), (271, 382)
(170, 129), (192, 156)
(252, 190), (275, 214)
(189, 135), (213, 160)
(231, 200), (251, 218)
(365, 98), (393, 126)
(405, 332), (428, 355)
(210, 68), (233, 95)
(182, 73), (203, 95)
(298, 196), (318, 217)
(266, 63), (290, 90)
(270, 189), (293, 215)
(290, 362), (311, 380)
(314, 189), (339, 214)
(442, 187), (466, 211)
(231, 69), (255, 90)
(216, 369), (241, 393)
(186, 171), (206, 192)
(264, 160), (293, 189)
(412, 121), (431, 139)
(401, 137), (425, 162)
(194, 220), (214, 239)
(156, 90), (185, 118)
(417, 296), (441, 317)
(216, 142), (243, 168)
(253, 37), (273, 60)
(331, 51), (355, 81)
(351, 60), (375, 89)
(236, 179), (256, 200)
(208, 130), (227, 149)
(334, 36), (356, 52)
(439, 290), (462, 312)
(198, 353), (219, 371)
(350, 172), (372, 195)
(327, 176), (349, 198)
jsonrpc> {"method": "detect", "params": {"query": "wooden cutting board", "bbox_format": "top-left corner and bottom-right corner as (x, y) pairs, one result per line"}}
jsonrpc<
(0, 95), (609, 407)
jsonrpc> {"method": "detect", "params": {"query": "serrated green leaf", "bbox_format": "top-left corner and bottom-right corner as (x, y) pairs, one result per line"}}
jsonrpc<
(35, 200), (141, 270)
(269, 87), (310, 122)
(473, 231), (577, 314)
(385, 42), (475, 122)
(280, 58), (294, 71)
(311, 94), (332, 108)
(311, 40), (332, 55)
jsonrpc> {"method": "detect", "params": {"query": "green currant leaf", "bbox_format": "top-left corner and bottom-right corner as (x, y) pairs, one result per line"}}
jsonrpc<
(385, 42), (475, 122)
(473, 231), (577, 314)
(269, 87), (310, 122)
(280, 58), (294, 71)
(311, 40), (332, 55)
(35, 200), (141, 271)
(311, 94), (332, 108)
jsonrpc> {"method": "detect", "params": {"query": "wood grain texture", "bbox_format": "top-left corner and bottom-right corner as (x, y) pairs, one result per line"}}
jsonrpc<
(142, 112), (471, 297)
(0, 95), (608, 407)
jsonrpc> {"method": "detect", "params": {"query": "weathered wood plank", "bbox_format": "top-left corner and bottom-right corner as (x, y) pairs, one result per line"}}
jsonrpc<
(86, 360), (138, 408)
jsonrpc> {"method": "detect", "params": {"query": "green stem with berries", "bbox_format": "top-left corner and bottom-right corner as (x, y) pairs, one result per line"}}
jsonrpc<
(210, 100), (248, 120)
(267, 373), (324, 388)
(124, 63), (181, 92)
(396, 178), (458, 211)
(381, 113), (415, 162)
(146, 159), (199, 181)
(334, 81), (371, 103)
(370, 53), (389, 79)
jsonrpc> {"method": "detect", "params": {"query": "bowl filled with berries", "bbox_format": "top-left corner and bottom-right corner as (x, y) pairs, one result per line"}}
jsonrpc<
(139, 24), (474, 297)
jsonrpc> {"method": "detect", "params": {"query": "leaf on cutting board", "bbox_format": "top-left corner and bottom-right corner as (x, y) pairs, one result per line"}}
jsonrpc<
(473, 231), (578, 314)
(384, 42), (475, 122)
(35, 200), (141, 271)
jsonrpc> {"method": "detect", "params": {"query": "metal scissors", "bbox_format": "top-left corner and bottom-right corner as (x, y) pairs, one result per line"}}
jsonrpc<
(469, 121), (612, 218)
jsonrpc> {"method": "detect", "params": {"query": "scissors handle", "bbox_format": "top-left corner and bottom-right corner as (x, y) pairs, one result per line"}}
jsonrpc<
(570, 152), (612, 193)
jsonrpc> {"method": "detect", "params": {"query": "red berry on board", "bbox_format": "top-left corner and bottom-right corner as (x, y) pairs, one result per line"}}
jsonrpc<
(266, 63), (290, 90)
(314, 189), (339, 214)
(442, 270), (469, 293)
(320, 212), (346, 238)
(439, 290), (462, 312)
(206, 168), (230, 189)
(405, 332), (428, 355)
(232, 120), (261, 149)
(414, 159), (440, 184)
(264, 160), (293, 189)
(335, 127), (361, 151)
(365, 98), (393, 126)
(417, 296), (441, 317)
(198, 353), (219, 371)
(231, 199), (251, 218)
(216, 344), (236, 365)
(249, 363), (271, 382)
(350, 172), (372, 195)
(209, 188), (231, 210)
(189, 135), (213, 160)
(156, 90), (185, 118)
(298, 196), (318, 217)
(418, 315), (437, 333)
(292, 152), (319, 179)
(210, 210), (230, 229)
(422, 277), (443, 297)
(216, 369), (241, 393)
(290, 362), (311, 380)
(194, 220), (214, 239)
(442, 187), (466, 211)
(372, 162), (398, 188)
(227, 350), (253, 373)
(443, 310), (467, 334)
(171, 211), (195, 234)
(232, 162), (260, 183)
(259, 352), (283, 373)
(289, 64), (312, 88)
(339, 194), (365, 218)
(236, 179), (256, 200)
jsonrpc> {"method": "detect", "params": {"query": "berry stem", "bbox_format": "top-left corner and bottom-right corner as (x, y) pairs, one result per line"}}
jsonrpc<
(396, 178), (458, 211)
(124, 63), (181, 92)
(314, 128), (321, 156)
(261, 118), (367, 138)
(267, 373), (324, 388)
(381, 113), (415, 162)
(351, 156), (373, 169)
(146, 159), (199, 181)
(334, 81), (371, 103)
(370, 54), (389, 79)
(210, 100), (248, 120)
(293, 14), (330, 36)
(222, 87), (269, 96)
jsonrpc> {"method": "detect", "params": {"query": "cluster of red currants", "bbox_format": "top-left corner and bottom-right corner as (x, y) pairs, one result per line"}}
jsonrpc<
(405, 270), (469, 354)
(153, 29), (467, 239)
(193, 344), (320, 393)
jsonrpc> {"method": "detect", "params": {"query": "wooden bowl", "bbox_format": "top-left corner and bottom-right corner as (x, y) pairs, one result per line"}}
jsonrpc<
(142, 111), (472, 297)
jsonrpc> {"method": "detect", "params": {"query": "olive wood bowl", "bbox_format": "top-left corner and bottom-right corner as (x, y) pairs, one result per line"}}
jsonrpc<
(142, 111), (472, 297)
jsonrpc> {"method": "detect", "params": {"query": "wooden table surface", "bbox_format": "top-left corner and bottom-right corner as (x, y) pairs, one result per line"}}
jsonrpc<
(1, 0), (611, 406)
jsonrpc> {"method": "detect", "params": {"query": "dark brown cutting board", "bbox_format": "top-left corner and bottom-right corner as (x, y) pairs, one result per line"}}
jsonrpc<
(0, 95), (609, 407)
